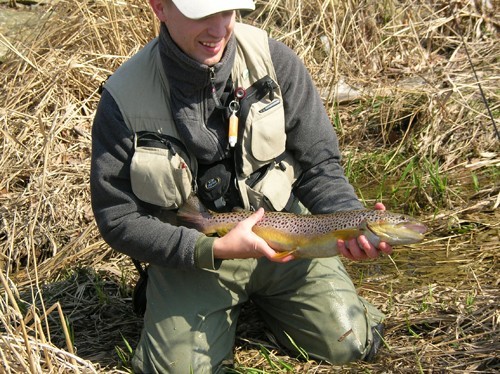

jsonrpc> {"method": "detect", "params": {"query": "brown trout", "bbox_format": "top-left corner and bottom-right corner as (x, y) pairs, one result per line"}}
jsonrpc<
(177, 195), (428, 258)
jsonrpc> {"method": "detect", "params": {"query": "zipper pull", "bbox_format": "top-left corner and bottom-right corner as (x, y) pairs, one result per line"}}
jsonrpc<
(265, 80), (274, 101)
(209, 67), (225, 109)
(166, 141), (177, 155)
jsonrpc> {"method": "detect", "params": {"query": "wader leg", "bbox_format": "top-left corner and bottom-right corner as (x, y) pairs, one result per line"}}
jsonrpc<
(131, 262), (254, 374)
(250, 257), (384, 364)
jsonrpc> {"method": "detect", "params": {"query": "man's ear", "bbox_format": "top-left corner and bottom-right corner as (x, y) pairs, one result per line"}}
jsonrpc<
(149, 0), (168, 22)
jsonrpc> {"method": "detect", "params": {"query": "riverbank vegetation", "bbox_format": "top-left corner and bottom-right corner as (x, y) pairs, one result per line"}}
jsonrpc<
(0, 0), (498, 372)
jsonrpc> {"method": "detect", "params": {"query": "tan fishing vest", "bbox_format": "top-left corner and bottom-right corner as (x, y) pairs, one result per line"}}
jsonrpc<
(105, 23), (301, 212)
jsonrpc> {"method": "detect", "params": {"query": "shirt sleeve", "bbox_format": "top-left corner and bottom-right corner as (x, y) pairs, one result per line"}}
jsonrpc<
(90, 89), (214, 269)
(269, 39), (364, 213)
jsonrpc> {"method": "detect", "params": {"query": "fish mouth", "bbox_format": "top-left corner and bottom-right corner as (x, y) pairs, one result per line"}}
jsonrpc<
(398, 221), (428, 234)
(366, 220), (428, 245)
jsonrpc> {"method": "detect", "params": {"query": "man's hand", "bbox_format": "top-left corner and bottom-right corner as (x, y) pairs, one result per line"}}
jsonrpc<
(212, 208), (294, 263)
(337, 202), (393, 261)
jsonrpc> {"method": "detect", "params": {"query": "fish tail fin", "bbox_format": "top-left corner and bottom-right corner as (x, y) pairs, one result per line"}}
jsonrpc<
(177, 195), (213, 234)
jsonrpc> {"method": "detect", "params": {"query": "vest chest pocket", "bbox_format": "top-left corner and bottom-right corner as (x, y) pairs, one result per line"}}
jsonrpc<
(238, 75), (286, 174)
(130, 132), (193, 210)
(249, 98), (285, 162)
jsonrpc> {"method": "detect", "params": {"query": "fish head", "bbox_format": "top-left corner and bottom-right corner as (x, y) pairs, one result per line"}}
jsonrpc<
(362, 213), (428, 245)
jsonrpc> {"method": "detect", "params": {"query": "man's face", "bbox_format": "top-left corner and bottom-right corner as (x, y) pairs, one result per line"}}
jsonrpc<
(151, 0), (236, 66)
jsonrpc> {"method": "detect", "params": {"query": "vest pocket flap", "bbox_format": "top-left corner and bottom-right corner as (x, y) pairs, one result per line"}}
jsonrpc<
(130, 146), (192, 209)
(246, 165), (293, 211)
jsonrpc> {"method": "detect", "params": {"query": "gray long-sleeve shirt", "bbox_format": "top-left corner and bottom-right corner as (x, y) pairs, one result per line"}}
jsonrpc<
(90, 27), (362, 269)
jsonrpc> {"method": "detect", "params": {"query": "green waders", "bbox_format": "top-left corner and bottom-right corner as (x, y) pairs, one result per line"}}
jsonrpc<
(131, 257), (384, 373)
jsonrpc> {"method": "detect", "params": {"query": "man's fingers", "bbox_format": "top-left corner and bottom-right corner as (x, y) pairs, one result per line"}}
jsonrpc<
(347, 238), (368, 260)
(357, 235), (379, 258)
(338, 240), (354, 260)
(244, 208), (265, 226)
(338, 238), (384, 260)
(378, 241), (393, 254)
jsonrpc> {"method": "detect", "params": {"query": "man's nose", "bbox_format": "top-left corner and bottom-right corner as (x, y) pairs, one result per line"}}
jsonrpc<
(206, 12), (232, 37)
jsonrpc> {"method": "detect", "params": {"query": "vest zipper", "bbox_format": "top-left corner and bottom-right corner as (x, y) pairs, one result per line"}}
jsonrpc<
(209, 67), (226, 110)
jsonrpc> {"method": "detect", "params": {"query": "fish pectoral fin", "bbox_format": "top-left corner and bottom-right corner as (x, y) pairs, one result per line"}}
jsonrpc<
(273, 250), (297, 259)
(216, 228), (230, 236)
(331, 229), (362, 241)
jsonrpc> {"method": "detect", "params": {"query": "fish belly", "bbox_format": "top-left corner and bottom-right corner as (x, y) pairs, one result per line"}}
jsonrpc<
(254, 227), (344, 258)
(292, 235), (341, 258)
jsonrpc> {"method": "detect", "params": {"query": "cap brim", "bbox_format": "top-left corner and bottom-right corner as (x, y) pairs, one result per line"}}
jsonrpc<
(172, 0), (255, 20)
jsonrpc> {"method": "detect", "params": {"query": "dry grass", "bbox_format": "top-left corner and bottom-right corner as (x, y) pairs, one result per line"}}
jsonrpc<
(0, 0), (498, 372)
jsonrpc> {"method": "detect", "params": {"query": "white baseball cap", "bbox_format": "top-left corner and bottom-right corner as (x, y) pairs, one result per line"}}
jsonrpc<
(171, 0), (255, 19)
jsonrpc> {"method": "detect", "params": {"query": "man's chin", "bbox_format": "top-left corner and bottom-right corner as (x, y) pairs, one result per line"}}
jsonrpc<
(201, 55), (223, 66)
